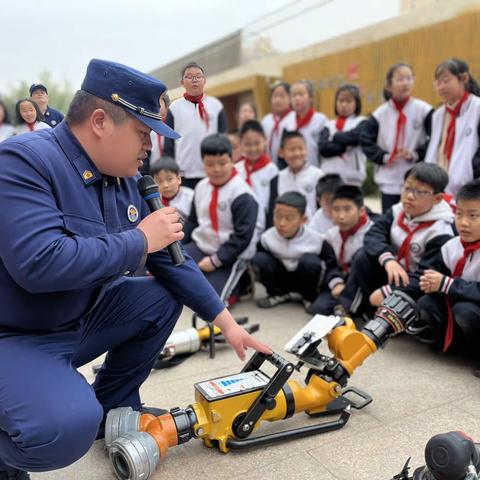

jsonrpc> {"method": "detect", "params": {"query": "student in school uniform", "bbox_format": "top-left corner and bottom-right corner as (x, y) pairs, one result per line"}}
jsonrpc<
(261, 81), (291, 166)
(14, 99), (51, 135)
(267, 131), (324, 226)
(318, 84), (367, 186)
(151, 156), (194, 221)
(183, 134), (259, 300)
(309, 185), (374, 315)
(146, 93), (170, 176)
(284, 80), (328, 167)
(425, 58), (480, 196)
(412, 180), (480, 354)
(164, 62), (228, 189)
(236, 120), (278, 225)
(309, 174), (344, 234)
(354, 163), (454, 315)
(360, 63), (433, 213)
(252, 191), (343, 309)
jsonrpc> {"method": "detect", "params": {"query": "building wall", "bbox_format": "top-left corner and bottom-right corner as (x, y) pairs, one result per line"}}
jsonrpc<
(283, 10), (480, 117)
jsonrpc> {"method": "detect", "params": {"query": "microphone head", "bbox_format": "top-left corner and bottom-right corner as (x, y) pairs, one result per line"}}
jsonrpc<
(137, 175), (159, 198)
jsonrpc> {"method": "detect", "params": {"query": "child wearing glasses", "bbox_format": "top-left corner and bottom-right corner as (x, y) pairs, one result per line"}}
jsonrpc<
(164, 62), (228, 189)
(348, 163), (454, 314)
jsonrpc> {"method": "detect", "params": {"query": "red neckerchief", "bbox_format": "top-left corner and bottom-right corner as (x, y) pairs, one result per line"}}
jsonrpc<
(388, 97), (409, 166)
(161, 189), (179, 207)
(184, 93), (209, 129)
(269, 109), (291, 152)
(295, 108), (315, 130)
(339, 212), (369, 272)
(396, 211), (434, 271)
(209, 169), (238, 233)
(335, 116), (348, 131)
(444, 91), (469, 163)
(27, 122), (35, 132)
(444, 239), (480, 351)
(156, 134), (164, 156)
(242, 153), (272, 186)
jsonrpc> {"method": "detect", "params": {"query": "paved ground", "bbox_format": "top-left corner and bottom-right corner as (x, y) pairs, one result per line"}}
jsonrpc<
(33, 294), (480, 480)
(32, 196), (480, 480)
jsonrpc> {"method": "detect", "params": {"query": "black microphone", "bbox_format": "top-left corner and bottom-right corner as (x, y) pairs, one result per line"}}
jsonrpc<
(137, 175), (185, 266)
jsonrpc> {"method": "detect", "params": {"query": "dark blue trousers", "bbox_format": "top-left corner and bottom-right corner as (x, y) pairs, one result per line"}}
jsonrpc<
(0, 276), (182, 472)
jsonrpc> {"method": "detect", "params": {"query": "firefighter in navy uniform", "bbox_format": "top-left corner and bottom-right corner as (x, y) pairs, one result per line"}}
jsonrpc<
(0, 59), (270, 480)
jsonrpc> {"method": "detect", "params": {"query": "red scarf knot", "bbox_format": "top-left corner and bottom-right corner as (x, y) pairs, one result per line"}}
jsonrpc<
(295, 108), (315, 130)
(443, 91), (469, 163)
(184, 93), (209, 129)
(388, 97), (409, 166)
(209, 169), (238, 233)
(338, 211), (369, 272)
(242, 153), (272, 186)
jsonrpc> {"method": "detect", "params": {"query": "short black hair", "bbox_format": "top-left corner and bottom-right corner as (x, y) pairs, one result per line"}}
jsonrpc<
(332, 185), (364, 208)
(239, 119), (265, 139)
(335, 84), (362, 116)
(316, 174), (344, 197)
(66, 90), (129, 126)
(456, 179), (480, 203)
(275, 191), (307, 215)
(201, 133), (232, 157)
(150, 156), (180, 176)
(181, 62), (205, 78)
(15, 99), (44, 124)
(404, 163), (449, 194)
(0, 99), (12, 124)
(280, 130), (305, 148)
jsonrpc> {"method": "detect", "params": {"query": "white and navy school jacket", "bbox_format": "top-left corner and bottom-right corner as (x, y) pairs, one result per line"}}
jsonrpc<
(360, 98), (432, 194)
(259, 225), (344, 290)
(267, 163), (324, 226)
(364, 200), (454, 273)
(309, 208), (334, 234)
(406, 236), (480, 302)
(283, 110), (328, 167)
(425, 94), (480, 195)
(325, 217), (374, 271)
(15, 122), (51, 135)
(318, 116), (367, 186)
(162, 186), (194, 221)
(184, 175), (260, 266)
(236, 158), (278, 221)
(262, 112), (292, 164)
(0, 123), (16, 143)
(164, 96), (227, 178)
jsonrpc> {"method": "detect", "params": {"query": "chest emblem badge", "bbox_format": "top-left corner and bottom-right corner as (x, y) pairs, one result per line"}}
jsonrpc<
(127, 205), (139, 223)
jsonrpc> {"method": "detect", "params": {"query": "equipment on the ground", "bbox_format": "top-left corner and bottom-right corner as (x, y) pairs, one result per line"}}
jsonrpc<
(105, 291), (418, 480)
(392, 431), (480, 480)
(92, 317), (259, 373)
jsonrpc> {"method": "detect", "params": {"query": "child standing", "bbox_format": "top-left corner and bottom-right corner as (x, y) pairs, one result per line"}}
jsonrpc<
(183, 134), (259, 298)
(284, 80), (327, 167)
(252, 192), (343, 309)
(309, 174), (344, 234)
(353, 164), (454, 312)
(236, 120), (279, 220)
(319, 84), (367, 186)
(261, 81), (291, 166)
(151, 156), (194, 221)
(425, 58), (480, 196)
(309, 185), (374, 315)
(14, 99), (50, 134)
(360, 63), (432, 212)
(267, 131), (324, 225)
(414, 180), (480, 353)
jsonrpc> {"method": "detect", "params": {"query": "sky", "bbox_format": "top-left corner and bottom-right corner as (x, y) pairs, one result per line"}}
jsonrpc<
(0, 0), (400, 93)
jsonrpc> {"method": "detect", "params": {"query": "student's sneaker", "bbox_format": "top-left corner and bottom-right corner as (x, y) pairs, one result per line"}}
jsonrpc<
(256, 293), (293, 309)
(0, 469), (30, 480)
(406, 319), (430, 335)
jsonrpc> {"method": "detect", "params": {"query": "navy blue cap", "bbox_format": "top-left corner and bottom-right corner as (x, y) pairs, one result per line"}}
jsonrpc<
(30, 83), (48, 96)
(81, 59), (180, 139)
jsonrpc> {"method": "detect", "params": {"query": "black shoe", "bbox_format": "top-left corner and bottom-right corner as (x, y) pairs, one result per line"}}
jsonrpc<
(0, 469), (31, 480)
(96, 405), (169, 440)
